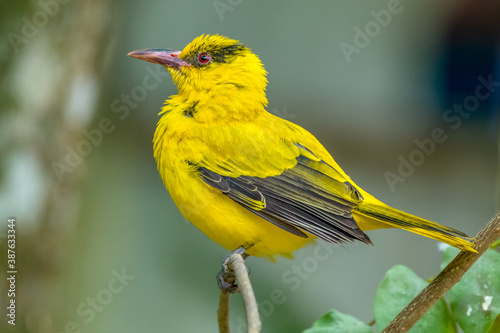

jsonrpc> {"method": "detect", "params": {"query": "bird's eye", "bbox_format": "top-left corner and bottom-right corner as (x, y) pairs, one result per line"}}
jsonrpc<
(197, 53), (211, 65)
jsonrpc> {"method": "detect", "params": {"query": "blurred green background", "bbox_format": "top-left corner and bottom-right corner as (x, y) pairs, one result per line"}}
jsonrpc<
(1, 0), (499, 332)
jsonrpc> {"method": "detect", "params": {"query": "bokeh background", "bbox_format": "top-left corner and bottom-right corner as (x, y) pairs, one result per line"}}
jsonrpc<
(1, 0), (499, 332)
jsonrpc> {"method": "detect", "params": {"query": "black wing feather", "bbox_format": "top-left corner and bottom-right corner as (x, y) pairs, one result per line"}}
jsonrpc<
(198, 155), (372, 245)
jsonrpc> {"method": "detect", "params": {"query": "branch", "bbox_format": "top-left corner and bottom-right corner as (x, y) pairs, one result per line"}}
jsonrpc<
(218, 291), (230, 333)
(382, 212), (500, 333)
(217, 253), (261, 333)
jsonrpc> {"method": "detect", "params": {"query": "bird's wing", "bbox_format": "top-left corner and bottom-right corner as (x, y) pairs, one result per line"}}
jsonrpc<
(197, 143), (372, 245)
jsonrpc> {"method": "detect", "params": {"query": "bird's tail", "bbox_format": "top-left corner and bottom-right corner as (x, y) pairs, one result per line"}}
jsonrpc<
(354, 202), (476, 252)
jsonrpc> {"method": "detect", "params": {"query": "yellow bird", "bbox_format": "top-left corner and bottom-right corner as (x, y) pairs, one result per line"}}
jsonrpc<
(128, 34), (475, 261)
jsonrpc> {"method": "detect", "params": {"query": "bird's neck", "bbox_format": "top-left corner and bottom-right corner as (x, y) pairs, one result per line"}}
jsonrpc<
(166, 84), (268, 123)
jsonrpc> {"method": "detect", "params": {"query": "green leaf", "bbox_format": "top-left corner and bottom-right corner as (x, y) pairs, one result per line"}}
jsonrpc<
(302, 309), (372, 333)
(374, 265), (457, 333)
(441, 247), (500, 333)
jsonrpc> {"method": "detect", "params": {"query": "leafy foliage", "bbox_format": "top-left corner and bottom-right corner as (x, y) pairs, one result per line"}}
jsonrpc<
(441, 247), (500, 333)
(302, 248), (500, 333)
(374, 265), (456, 332)
(303, 309), (372, 333)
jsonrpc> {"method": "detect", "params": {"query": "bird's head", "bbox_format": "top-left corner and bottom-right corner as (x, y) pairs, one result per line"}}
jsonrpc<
(128, 35), (268, 111)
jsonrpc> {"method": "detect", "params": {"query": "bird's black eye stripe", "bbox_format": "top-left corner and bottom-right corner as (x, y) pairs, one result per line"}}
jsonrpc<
(191, 44), (247, 67)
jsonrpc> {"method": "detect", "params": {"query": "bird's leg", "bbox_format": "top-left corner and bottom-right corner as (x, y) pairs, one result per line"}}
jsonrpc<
(216, 246), (250, 293)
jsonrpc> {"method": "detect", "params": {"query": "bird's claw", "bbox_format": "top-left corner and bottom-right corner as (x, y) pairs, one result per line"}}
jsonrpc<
(216, 246), (250, 293)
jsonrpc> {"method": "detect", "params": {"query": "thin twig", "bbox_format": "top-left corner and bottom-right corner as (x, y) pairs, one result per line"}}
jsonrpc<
(382, 212), (500, 333)
(230, 254), (261, 333)
(217, 253), (261, 333)
(218, 291), (230, 333)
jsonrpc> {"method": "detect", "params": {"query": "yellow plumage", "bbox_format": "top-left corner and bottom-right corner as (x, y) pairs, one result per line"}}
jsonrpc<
(128, 34), (475, 260)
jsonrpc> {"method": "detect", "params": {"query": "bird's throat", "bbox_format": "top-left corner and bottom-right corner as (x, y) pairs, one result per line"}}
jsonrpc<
(173, 84), (268, 123)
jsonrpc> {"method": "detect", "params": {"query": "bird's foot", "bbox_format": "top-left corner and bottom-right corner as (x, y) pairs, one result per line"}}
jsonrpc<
(216, 246), (250, 293)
